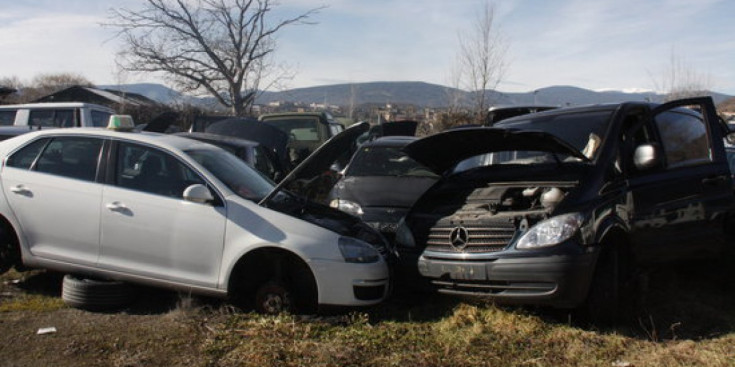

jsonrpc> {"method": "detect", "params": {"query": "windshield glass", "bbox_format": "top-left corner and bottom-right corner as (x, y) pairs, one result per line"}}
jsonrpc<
(347, 145), (438, 178)
(456, 110), (612, 172)
(263, 117), (320, 142)
(185, 148), (274, 201)
(347, 145), (437, 178)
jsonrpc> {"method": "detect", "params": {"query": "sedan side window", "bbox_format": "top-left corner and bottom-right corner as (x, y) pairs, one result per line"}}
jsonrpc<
(115, 142), (204, 199)
(654, 109), (711, 168)
(33, 137), (102, 181)
(6, 138), (50, 169)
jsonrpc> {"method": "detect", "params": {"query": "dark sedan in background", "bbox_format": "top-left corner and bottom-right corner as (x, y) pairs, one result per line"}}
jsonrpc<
(328, 136), (438, 242)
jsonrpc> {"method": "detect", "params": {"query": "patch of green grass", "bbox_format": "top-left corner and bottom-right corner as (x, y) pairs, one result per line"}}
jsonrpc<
(0, 293), (66, 312)
(1, 269), (65, 312)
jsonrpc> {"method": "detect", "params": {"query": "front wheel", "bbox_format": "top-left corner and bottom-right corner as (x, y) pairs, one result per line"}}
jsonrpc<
(254, 282), (293, 315)
(579, 243), (636, 326)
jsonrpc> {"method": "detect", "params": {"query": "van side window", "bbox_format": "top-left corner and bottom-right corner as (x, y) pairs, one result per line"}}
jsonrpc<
(91, 110), (112, 127)
(0, 110), (16, 126)
(654, 109), (711, 168)
(28, 109), (78, 127)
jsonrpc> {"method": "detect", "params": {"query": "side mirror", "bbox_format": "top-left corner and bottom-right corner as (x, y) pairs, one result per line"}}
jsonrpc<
(183, 184), (214, 204)
(633, 144), (660, 171)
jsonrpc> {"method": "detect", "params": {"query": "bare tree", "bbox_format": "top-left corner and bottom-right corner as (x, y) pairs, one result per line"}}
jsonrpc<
(445, 58), (466, 114)
(108, 0), (322, 116)
(457, 1), (508, 121)
(650, 48), (713, 101)
(0, 73), (93, 104)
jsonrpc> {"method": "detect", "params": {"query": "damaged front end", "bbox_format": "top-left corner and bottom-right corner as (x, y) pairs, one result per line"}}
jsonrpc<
(407, 178), (579, 257)
(259, 122), (394, 261)
(265, 191), (394, 260)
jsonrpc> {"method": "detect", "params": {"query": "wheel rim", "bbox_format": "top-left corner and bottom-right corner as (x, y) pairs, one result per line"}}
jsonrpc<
(262, 293), (287, 314)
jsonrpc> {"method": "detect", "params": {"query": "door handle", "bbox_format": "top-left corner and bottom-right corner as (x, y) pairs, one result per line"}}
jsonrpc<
(10, 185), (32, 196)
(105, 202), (128, 212)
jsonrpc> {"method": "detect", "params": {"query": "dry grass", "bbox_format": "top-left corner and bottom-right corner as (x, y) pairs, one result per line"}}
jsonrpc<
(1, 254), (733, 367)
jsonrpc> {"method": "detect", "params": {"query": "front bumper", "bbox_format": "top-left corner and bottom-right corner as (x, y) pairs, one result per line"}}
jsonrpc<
(310, 258), (390, 307)
(417, 249), (597, 308)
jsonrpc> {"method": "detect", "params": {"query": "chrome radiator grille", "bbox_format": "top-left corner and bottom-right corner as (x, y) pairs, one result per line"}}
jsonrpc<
(425, 221), (516, 253)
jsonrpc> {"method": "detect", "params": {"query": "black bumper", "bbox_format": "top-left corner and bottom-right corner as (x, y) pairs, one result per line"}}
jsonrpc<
(417, 250), (597, 308)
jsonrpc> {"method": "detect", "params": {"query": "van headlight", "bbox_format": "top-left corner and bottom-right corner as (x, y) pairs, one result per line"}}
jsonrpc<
(516, 213), (583, 250)
(338, 237), (380, 263)
(395, 218), (415, 248)
(330, 199), (364, 216)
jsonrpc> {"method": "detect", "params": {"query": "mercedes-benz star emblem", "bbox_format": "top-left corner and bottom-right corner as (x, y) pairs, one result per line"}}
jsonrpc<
(449, 226), (470, 251)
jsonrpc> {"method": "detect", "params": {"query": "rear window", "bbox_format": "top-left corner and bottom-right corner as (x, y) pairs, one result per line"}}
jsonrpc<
(347, 145), (437, 178)
(262, 117), (320, 142)
(0, 110), (16, 126)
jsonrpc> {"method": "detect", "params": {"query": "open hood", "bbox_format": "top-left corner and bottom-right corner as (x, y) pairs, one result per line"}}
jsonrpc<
(403, 127), (589, 174)
(260, 122), (369, 205)
(205, 118), (290, 167)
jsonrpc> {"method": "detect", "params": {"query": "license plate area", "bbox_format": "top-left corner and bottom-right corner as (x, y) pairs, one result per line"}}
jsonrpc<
(439, 263), (487, 281)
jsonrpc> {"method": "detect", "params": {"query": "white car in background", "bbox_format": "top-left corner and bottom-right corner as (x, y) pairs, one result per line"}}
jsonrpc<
(0, 118), (389, 313)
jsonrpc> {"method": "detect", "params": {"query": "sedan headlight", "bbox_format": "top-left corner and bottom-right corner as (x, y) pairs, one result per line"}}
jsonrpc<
(516, 213), (583, 250)
(338, 237), (380, 263)
(330, 198), (364, 217)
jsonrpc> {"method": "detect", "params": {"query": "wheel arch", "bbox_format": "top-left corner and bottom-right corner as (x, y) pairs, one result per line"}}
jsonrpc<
(0, 213), (24, 272)
(226, 246), (319, 311)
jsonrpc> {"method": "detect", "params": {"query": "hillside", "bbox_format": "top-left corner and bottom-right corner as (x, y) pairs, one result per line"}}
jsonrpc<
(101, 82), (733, 109)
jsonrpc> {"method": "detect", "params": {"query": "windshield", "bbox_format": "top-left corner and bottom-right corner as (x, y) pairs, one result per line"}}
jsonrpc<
(347, 145), (438, 178)
(263, 117), (320, 142)
(185, 148), (274, 201)
(456, 110), (612, 172)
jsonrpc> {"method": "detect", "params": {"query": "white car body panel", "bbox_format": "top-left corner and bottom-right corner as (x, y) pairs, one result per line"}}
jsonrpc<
(0, 128), (389, 309)
(99, 185), (227, 288)
(2, 168), (102, 266)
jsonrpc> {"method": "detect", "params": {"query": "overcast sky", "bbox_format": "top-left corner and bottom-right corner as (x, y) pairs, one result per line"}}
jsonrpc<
(1, 0), (734, 94)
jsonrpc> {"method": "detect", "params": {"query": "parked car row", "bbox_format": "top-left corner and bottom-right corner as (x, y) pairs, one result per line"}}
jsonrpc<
(1, 97), (732, 323)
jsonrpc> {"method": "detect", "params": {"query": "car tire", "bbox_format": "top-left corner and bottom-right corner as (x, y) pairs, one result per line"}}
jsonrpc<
(61, 275), (135, 311)
(254, 281), (293, 315)
(581, 242), (634, 326)
(0, 224), (20, 275)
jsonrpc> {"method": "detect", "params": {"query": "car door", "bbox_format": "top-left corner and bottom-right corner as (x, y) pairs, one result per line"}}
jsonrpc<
(98, 141), (226, 288)
(628, 97), (731, 262)
(1, 136), (104, 265)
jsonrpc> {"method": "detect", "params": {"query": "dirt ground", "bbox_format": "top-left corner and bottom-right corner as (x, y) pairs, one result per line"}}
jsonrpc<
(1, 253), (733, 367)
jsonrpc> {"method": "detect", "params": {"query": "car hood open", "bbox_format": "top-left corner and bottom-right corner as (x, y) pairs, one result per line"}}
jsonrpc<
(403, 127), (589, 174)
(260, 122), (369, 206)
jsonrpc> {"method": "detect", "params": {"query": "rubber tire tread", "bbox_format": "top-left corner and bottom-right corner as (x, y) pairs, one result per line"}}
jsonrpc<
(61, 275), (135, 311)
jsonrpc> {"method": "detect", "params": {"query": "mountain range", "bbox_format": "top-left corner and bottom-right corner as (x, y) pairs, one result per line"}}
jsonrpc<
(100, 81), (734, 109)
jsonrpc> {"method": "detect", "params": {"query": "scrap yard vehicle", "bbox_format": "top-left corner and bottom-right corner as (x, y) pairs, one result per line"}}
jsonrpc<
(396, 97), (734, 321)
(0, 102), (114, 128)
(0, 117), (390, 314)
(259, 112), (345, 166)
(328, 136), (438, 243)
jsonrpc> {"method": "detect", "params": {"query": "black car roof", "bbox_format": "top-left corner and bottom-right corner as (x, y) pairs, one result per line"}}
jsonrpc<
(363, 135), (418, 147)
(496, 102), (655, 125)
